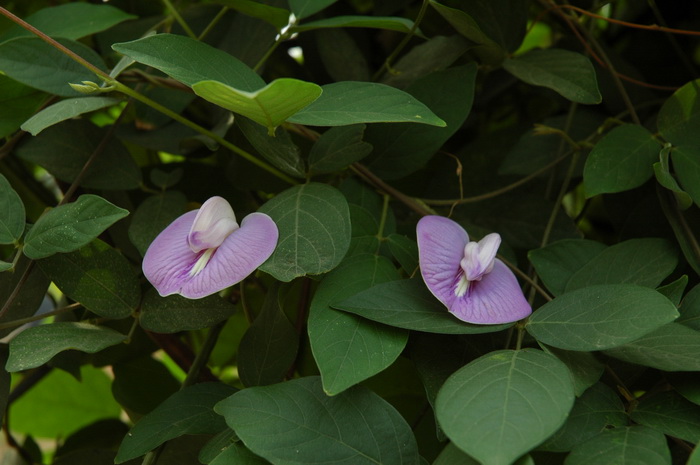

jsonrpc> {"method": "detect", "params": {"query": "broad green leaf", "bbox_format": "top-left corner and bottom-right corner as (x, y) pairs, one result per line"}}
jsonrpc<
(199, 429), (238, 464)
(0, 173), (25, 244)
(128, 191), (186, 257)
(23, 194), (129, 260)
(112, 356), (179, 416)
(258, 183), (351, 281)
(335, 278), (511, 334)
(527, 284), (679, 351)
(16, 119), (142, 190)
(308, 254), (406, 395)
(433, 443), (479, 465)
(289, 0), (337, 19)
(565, 426), (671, 465)
(215, 376), (420, 465)
(193, 78), (322, 134)
(631, 391), (700, 443)
(540, 383), (626, 452)
(654, 145), (693, 209)
(657, 79), (700, 148)
(565, 238), (678, 292)
(367, 64), (477, 179)
(212, 0), (290, 29)
(528, 239), (606, 296)
(9, 365), (120, 439)
(429, 1), (504, 64)
(584, 124), (662, 196)
(139, 289), (236, 333)
(21, 96), (120, 136)
(112, 34), (264, 91)
(287, 81), (446, 127)
(436, 349), (574, 465)
(679, 284), (700, 330)
(543, 346), (605, 396)
(0, 37), (107, 97)
(503, 49), (601, 104)
(691, 445), (700, 465)
(237, 116), (305, 177)
(604, 323), (700, 371)
(0, 75), (45, 138)
(387, 234), (419, 274)
(6, 322), (127, 372)
(0, 3), (135, 42)
(657, 274), (688, 306)
(308, 124), (372, 174)
(238, 282), (298, 387)
(671, 145), (700, 207)
(291, 15), (417, 34)
(115, 383), (236, 463)
(207, 441), (269, 465)
(0, 256), (50, 339)
(37, 239), (139, 319)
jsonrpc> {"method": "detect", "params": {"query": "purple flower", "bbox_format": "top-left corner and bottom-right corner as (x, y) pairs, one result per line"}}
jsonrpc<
(143, 196), (278, 299)
(417, 216), (531, 324)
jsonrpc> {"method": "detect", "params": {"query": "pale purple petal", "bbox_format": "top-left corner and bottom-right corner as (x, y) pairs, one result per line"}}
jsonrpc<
(142, 210), (200, 297)
(461, 233), (501, 281)
(177, 212), (278, 299)
(448, 260), (532, 324)
(417, 215), (468, 307)
(188, 196), (239, 252)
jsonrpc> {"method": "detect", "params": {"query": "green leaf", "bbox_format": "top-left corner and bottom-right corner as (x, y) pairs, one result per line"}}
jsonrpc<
(308, 254), (406, 395)
(527, 284), (679, 351)
(335, 278), (511, 334)
(631, 391), (700, 443)
(0, 173), (25, 244)
(128, 191), (186, 257)
(657, 79), (700, 148)
(503, 49), (602, 104)
(690, 444), (700, 465)
(0, 3), (135, 42)
(0, 75), (46, 138)
(308, 124), (372, 174)
(291, 15), (418, 34)
(193, 78), (322, 134)
(112, 34), (264, 91)
(565, 238), (678, 292)
(366, 64), (477, 179)
(258, 183), (351, 282)
(6, 322), (127, 372)
(544, 346), (605, 396)
(212, 0), (290, 29)
(679, 284), (700, 330)
(434, 443), (479, 465)
(112, 356), (180, 416)
(657, 274), (688, 306)
(140, 289), (236, 333)
(150, 168), (183, 190)
(604, 323), (700, 371)
(387, 234), (419, 274)
(215, 376), (420, 465)
(9, 365), (121, 439)
(237, 117), (305, 177)
(316, 29), (371, 82)
(654, 145), (693, 209)
(21, 96), (120, 136)
(37, 239), (139, 319)
(16, 119), (142, 190)
(23, 194), (129, 260)
(436, 349), (574, 465)
(289, 0), (337, 19)
(0, 256), (50, 339)
(238, 283), (298, 387)
(584, 124), (662, 196)
(540, 383), (627, 452)
(287, 81), (446, 127)
(565, 426), (671, 465)
(671, 145), (700, 207)
(528, 239), (606, 296)
(0, 37), (106, 97)
(115, 383), (236, 463)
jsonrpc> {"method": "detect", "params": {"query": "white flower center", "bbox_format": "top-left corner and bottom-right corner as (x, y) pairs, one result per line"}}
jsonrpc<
(189, 248), (216, 277)
(454, 233), (501, 297)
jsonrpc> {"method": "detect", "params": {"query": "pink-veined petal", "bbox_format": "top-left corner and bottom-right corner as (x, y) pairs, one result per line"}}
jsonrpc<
(448, 260), (532, 324)
(417, 215), (468, 308)
(461, 232), (501, 281)
(188, 196), (239, 252)
(142, 210), (200, 297)
(178, 212), (278, 299)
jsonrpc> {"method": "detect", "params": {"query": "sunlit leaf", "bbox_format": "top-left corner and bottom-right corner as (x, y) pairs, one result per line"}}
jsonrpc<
(21, 96), (120, 135)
